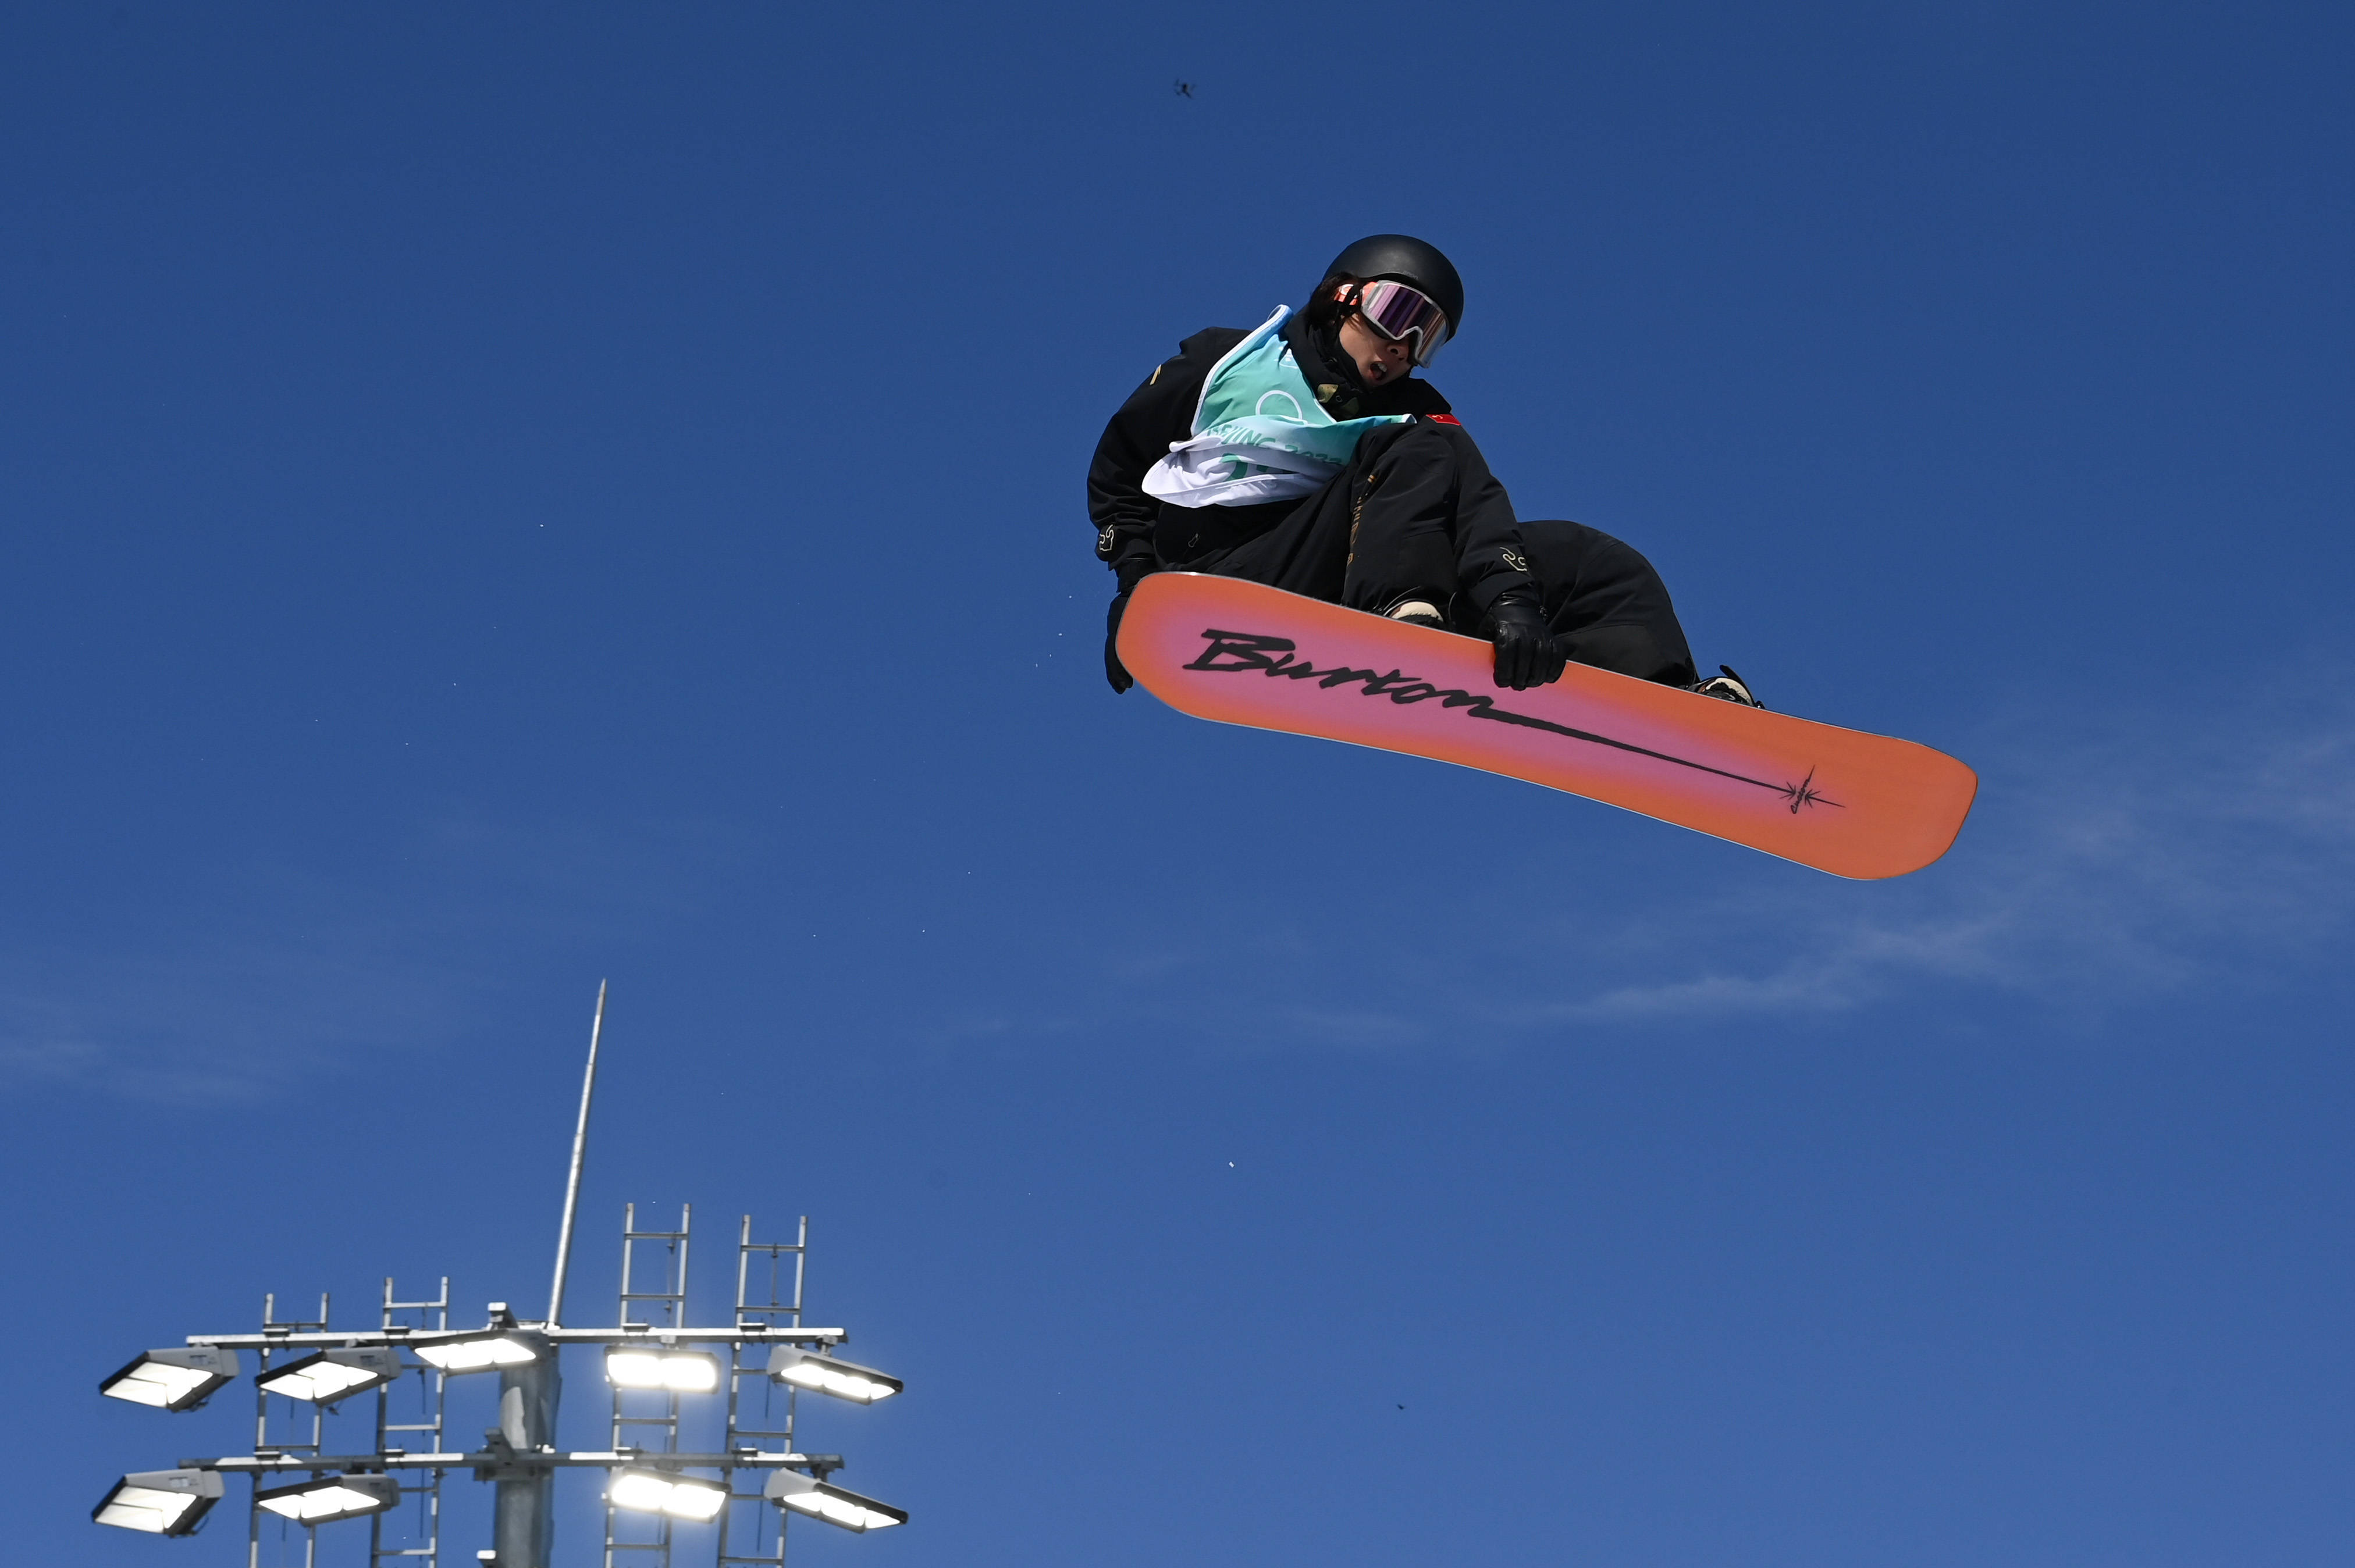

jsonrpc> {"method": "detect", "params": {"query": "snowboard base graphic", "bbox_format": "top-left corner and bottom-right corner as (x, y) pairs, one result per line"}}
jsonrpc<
(1116, 573), (1977, 879)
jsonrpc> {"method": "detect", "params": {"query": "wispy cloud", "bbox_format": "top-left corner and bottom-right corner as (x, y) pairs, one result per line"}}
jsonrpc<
(0, 811), (763, 1099)
(12, 687), (2346, 1091)
(1535, 687), (2355, 1025)
(1047, 682), (2355, 1053)
(0, 932), (468, 1101)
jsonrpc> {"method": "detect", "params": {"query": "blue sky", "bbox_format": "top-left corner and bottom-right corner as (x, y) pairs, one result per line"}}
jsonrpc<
(6, 3), (2352, 1565)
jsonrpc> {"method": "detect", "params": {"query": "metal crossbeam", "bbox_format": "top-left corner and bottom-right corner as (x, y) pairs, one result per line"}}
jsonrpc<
(186, 1325), (848, 1348)
(192, 1451), (830, 1473)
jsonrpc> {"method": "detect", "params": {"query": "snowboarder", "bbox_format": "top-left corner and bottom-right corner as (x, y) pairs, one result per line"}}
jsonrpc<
(1087, 234), (1758, 704)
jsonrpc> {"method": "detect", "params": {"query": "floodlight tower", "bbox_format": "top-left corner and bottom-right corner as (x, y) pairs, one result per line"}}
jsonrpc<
(89, 983), (908, 1566)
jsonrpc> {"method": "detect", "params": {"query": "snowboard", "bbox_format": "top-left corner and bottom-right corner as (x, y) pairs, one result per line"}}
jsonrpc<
(1115, 573), (1977, 879)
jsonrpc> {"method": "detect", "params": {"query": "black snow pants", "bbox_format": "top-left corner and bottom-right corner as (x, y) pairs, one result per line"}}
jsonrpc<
(1163, 423), (1698, 687)
(1506, 519), (1698, 687)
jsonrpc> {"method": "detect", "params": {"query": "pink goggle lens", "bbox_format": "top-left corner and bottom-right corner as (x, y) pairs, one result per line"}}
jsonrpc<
(1354, 279), (1451, 365)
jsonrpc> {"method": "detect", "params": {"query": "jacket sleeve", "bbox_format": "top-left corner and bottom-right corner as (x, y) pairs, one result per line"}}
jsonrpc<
(1357, 378), (1536, 610)
(1084, 330), (1237, 589)
(1426, 418), (1539, 612)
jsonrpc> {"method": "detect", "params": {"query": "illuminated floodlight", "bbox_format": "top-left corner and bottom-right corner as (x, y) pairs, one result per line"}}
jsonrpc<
(766, 1346), (901, 1405)
(411, 1331), (543, 1373)
(257, 1347), (403, 1404)
(255, 1473), (401, 1526)
(764, 1470), (906, 1533)
(99, 1346), (241, 1412)
(93, 1468), (225, 1535)
(608, 1468), (728, 1522)
(606, 1347), (722, 1393)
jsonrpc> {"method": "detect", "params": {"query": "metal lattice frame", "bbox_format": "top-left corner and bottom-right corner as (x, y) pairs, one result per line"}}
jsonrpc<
(718, 1216), (810, 1568)
(606, 1204), (693, 1568)
(247, 1293), (330, 1568)
(173, 1263), (850, 1568)
(371, 1277), (450, 1568)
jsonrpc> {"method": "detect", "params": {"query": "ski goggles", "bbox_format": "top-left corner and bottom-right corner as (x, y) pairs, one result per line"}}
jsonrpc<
(1348, 278), (1452, 365)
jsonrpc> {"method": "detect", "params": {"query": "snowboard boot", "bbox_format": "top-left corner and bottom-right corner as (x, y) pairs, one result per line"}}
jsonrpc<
(1383, 598), (1447, 631)
(1690, 665), (1765, 708)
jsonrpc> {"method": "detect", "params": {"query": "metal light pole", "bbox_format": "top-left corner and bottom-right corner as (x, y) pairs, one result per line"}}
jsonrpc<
(486, 975), (604, 1568)
(548, 979), (607, 1331)
(492, 1329), (560, 1568)
(88, 985), (909, 1565)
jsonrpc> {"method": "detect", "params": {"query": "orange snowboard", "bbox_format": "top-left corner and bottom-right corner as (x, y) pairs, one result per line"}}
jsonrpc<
(1117, 573), (1976, 879)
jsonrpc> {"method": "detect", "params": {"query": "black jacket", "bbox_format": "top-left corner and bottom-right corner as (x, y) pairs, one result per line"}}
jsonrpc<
(1085, 313), (1534, 610)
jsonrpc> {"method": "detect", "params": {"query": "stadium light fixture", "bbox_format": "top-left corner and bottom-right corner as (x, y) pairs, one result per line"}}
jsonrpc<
(99, 1346), (241, 1412)
(606, 1346), (722, 1393)
(255, 1346), (404, 1404)
(609, 1467), (728, 1522)
(256, 1472), (401, 1526)
(86, 989), (909, 1563)
(766, 1345), (901, 1405)
(411, 1330), (545, 1374)
(763, 1470), (906, 1533)
(93, 1468), (226, 1535)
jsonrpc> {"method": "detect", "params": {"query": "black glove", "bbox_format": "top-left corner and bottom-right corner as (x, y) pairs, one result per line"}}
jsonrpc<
(1105, 561), (1157, 694)
(1485, 595), (1566, 692)
(1105, 590), (1136, 693)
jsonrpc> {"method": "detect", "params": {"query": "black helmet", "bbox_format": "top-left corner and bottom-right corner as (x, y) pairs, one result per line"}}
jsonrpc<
(1315, 234), (1465, 336)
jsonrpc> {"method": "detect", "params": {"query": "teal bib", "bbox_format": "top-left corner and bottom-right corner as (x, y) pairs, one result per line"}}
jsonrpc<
(1142, 307), (1410, 509)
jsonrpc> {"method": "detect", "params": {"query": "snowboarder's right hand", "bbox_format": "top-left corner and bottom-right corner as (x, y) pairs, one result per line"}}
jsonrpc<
(1105, 591), (1136, 693)
(1486, 596), (1566, 691)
